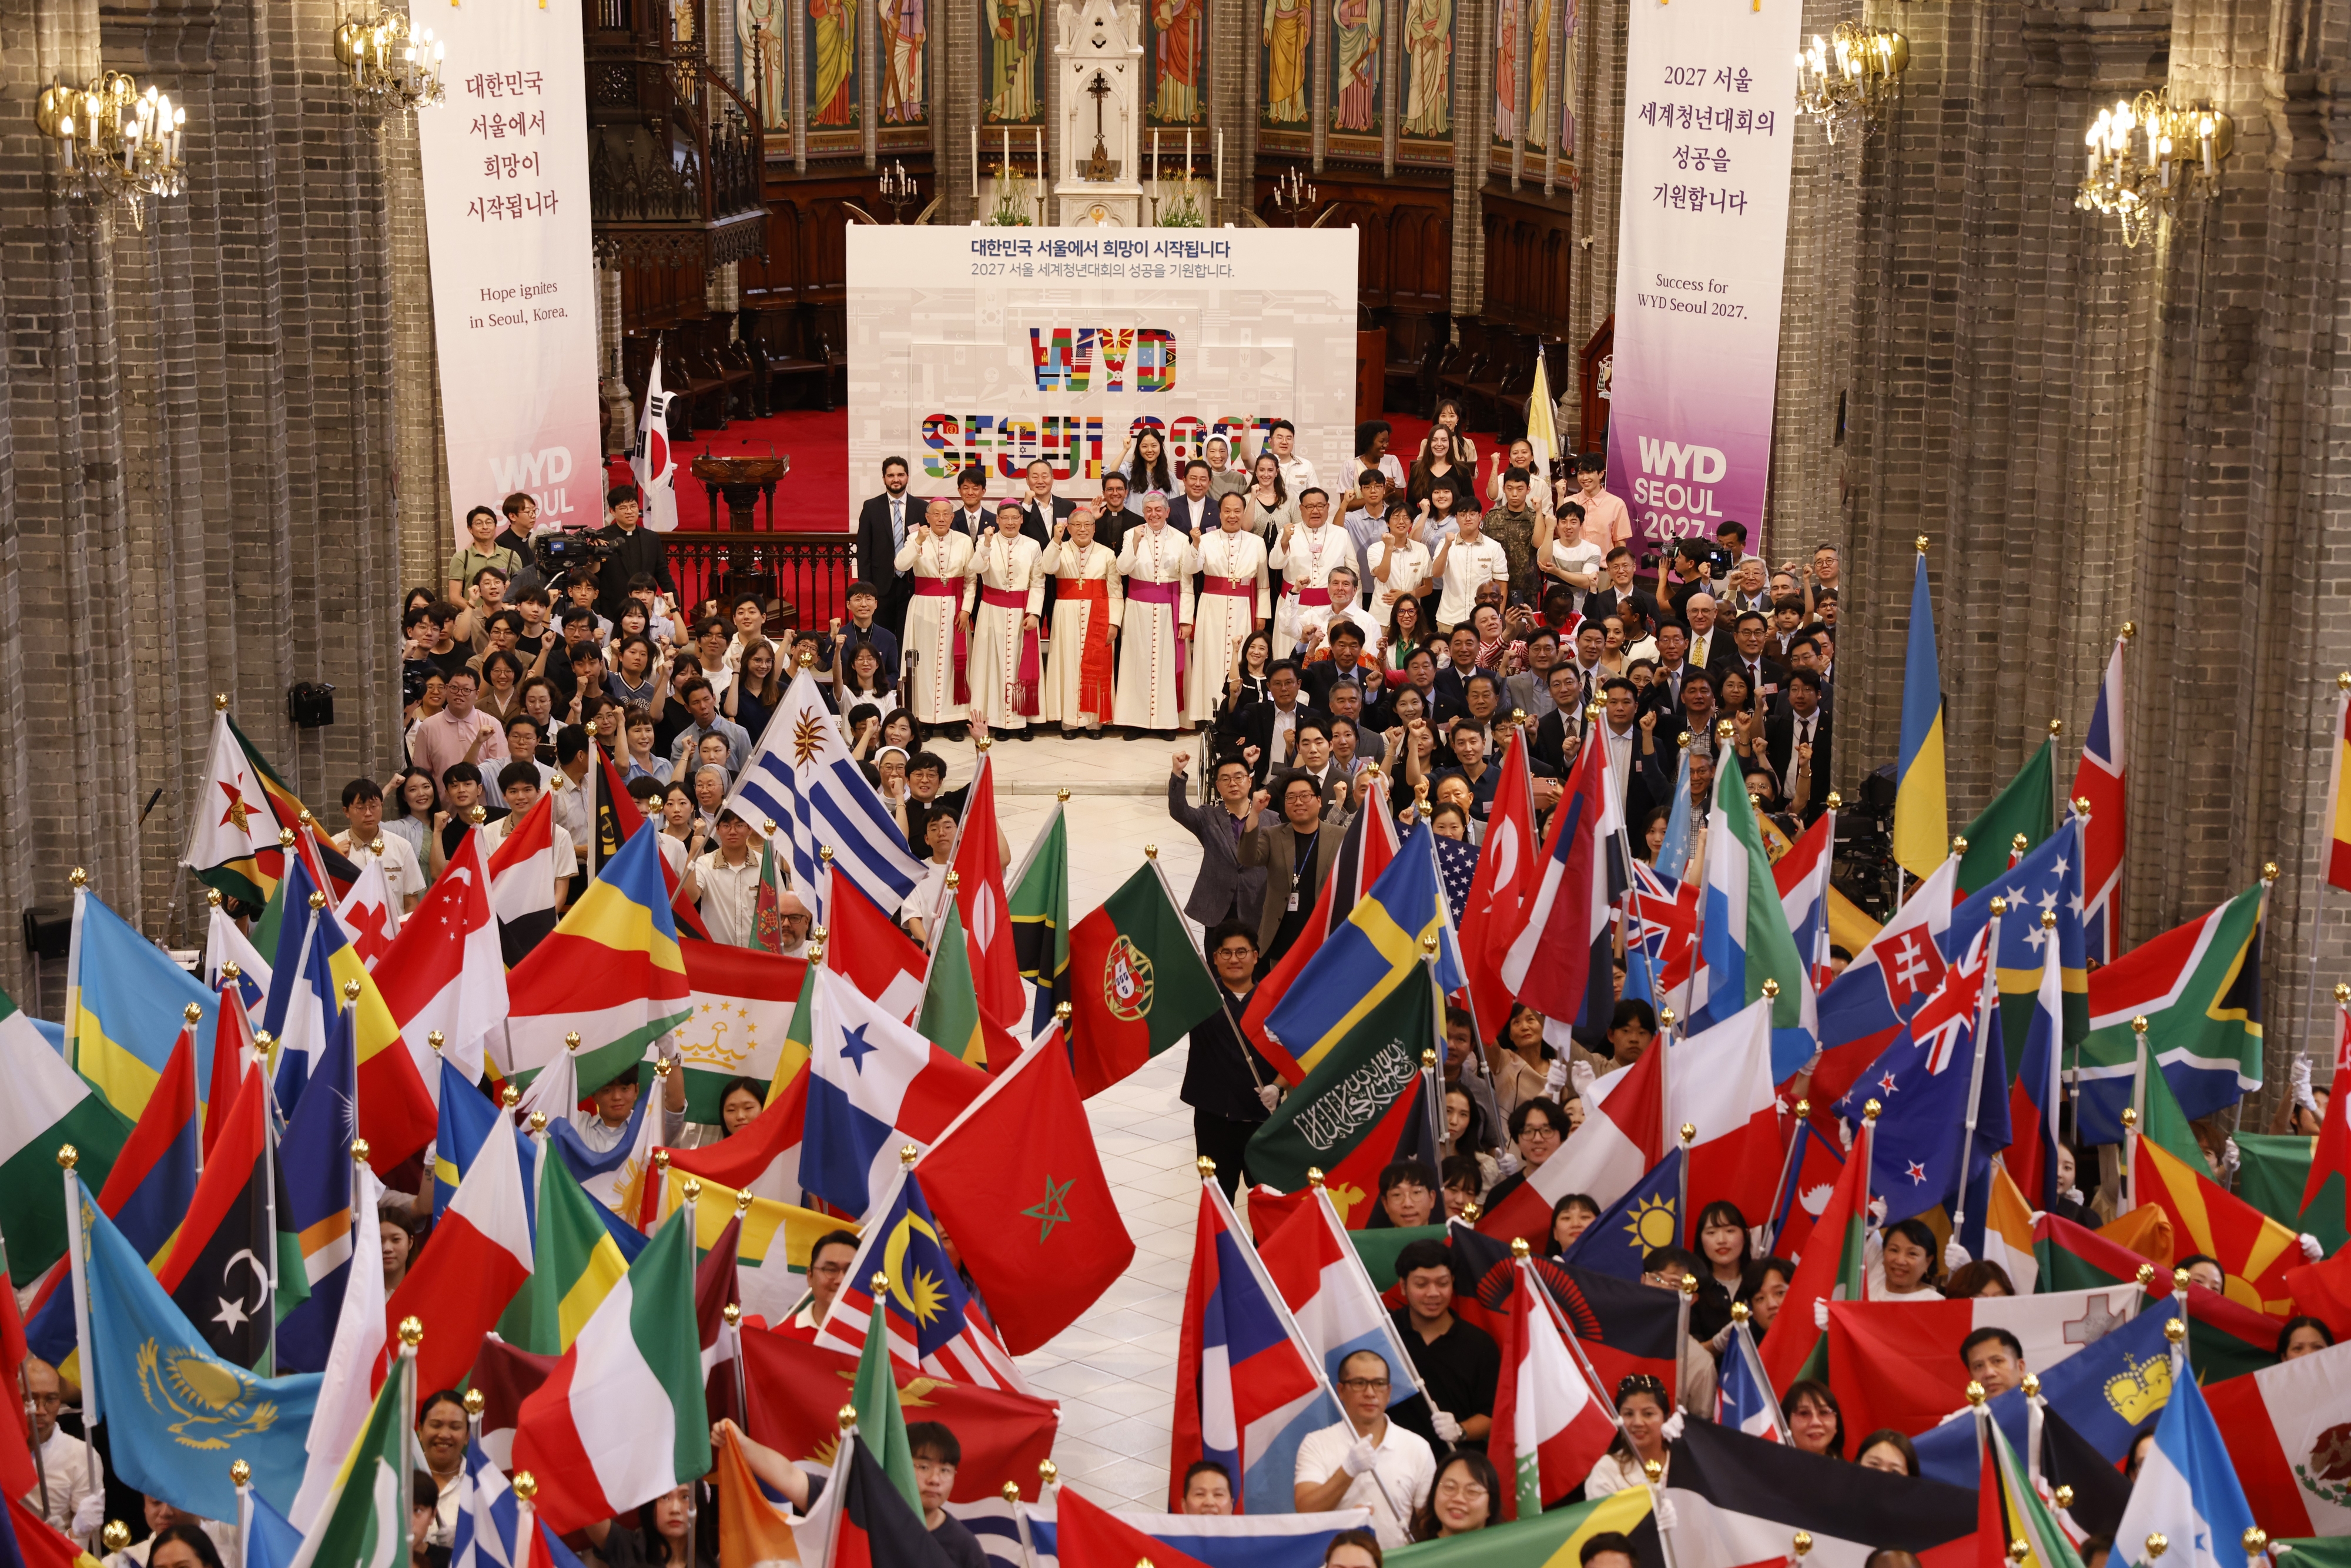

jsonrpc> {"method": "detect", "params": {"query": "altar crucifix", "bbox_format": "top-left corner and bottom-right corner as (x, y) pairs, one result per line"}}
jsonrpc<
(1080, 70), (1123, 180)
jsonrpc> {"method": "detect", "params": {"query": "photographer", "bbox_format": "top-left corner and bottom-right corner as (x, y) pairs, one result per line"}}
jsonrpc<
(596, 485), (678, 622)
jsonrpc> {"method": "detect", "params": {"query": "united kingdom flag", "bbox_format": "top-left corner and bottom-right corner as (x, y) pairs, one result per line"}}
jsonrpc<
(2071, 635), (2128, 963)
(1623, 859), (1696, 1004)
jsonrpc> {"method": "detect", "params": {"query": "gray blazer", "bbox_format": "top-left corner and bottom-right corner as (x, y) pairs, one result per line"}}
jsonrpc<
(1166, 774), (1273, 929)
(1502, 671), (1559, 721)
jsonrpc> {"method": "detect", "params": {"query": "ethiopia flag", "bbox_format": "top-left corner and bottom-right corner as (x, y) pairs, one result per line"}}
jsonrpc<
(1067, 863), (1223, 1097)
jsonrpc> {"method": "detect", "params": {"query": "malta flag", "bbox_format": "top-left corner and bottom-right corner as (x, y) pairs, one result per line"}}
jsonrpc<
(384, 1110), (535, 1396)
(335, 853), (401, 969)
(2201, 1338), (2351, 1537)
(950, 753), (1029, 1038)
(487, 796), (564, 966)
(2074, 634), (2128, 961)
(1461, 729), (1541, 1033)
(1499, 725), (1619, 1049)
(916, 1018), (1136, 1355)
(1491, 1253), (1619, 1520)
(512, 1207), (710, 1533)
(372, 832), (507, 1088)
(631, 344), (679, 532)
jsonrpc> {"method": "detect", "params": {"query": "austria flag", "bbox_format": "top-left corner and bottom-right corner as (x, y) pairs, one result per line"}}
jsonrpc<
(373, 831), (507, 1087)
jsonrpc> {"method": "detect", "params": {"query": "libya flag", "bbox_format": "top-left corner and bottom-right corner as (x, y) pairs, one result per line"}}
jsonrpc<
(1009, 802), (1070, 1035)
(1956, 736), (2056, 896)
(1386, 1476), (1654, 1565)
(1247, 966), (1441, 1225)
(0, 990), (130, 1279)
(2236, 1131), (2350, 1255)
(1066, 863), (1223, 1097)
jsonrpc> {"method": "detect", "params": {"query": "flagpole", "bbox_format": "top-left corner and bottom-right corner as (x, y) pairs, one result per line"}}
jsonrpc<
(512, 1472), (540, 1568)
(588, 737), (601, 882)
(1814, 796), (1839, 992)
(261, 1096), (282, 1378)
(2022, 1372), (2044, 1493)
(1312, 1176), (1440, 1415)
(1006, 1477), (1040, 1568)
(1760, 1101), (1809, 1255)
(1948, 897), (2007, 1256)
(725, 1298), (751, 1428)
(1149, 848), (1270, 1093)
(232, 1460), (252, 1568)
(2121, 1016), (2148, 1212)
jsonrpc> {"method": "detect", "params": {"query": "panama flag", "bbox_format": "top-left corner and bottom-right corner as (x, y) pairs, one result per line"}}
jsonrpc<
(2073, 634), (2128, 963)
(631, 343), (678, 532)
(801, 967), (990, 1218)
(2110, 1351), (2258, 1568)
(1255, 1185), (1424, 1408)
(1168, 1176), (1339, 1515)
(1491, 1252), (1620, 1520)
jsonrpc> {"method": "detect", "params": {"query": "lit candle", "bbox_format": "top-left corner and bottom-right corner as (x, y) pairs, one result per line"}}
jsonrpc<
(1034, 125), (1042, 180)
(2200, 119), (2214, 178)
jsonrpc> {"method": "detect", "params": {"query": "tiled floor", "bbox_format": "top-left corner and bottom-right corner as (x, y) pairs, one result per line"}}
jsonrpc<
(942, 729), (1231, 1512)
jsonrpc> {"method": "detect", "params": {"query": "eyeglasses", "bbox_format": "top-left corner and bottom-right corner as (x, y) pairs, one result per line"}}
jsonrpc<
(1435, 1479), (1491, 1501)
(1521, 1123), (1563, 1141)
(1338, 1378), (1390, 1392)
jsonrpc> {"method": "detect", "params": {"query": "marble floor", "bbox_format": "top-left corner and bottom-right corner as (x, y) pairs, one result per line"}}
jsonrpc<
(929, 728), (1238, 1513)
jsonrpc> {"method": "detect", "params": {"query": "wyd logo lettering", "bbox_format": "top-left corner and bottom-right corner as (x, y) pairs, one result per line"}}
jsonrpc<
(1101, 935), (1156, 1021)
(1031, 327), (1179, 393)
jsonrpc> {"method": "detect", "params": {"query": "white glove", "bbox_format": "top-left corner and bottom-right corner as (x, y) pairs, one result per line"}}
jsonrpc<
(1660, 1410), (1686, 1442)
(1257, 1082), (1282, 1112)
(1343, 1436), (1380, 1476)
(1813, 1296), (1830, 1329)
(1569, 1058), (1598, 1100)
(2293, 1053), (2318, 1113)
(2302, 1232), (2325, 1262)
(1495, 1148), (1522, 1177)
(71, 1495), (103, 1539)
(1543, 1056), (1570, 1096)
(1432, 1409), (1463, 1444)
(2221, 1136), (2242, 1179)
(1944, 1238), (1971, 1271)
(1654, 1495), (1680, 1531)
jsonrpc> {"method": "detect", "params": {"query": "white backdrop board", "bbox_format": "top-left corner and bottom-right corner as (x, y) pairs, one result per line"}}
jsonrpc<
(416, 2), (603, 540)
(845, 227), (1360, 510)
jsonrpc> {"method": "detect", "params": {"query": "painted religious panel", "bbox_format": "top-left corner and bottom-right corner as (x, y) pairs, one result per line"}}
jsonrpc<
(1328, 0), (1381, 142)
(1526, 0), (1551, 150)
(1560, 0), (1576, 158)
(1147, 0), (1206, 125)
(1259, 0), (1311, 136)
(878, 0), (928, 127)
(735, 0), (789, 132)
(804, 0), (859, 142)
(1396, 0), (1452, 161)
(1491, 0), (1516, 153)
(983, 0), (1046, 123)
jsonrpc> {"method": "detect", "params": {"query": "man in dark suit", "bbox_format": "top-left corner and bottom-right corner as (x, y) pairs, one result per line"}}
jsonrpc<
(1643, 623), (1691, 717)
(1237, 662), (1331, 784)
(951, 465), (993, 537)
(1582, 546), (1667, 629)
(1169, 461), (1221, 538)
(1016, 458), (1075, 549)
(1724, 610), (1790, 711)
(1763, 671), (1833, 822)
(1093, 472), (1143, 554)
(1167, 751), (1273, 927)
(1238, 769), (1348, 973)
(854, 456), (919, 639)
(1530, 665), (1588, 774)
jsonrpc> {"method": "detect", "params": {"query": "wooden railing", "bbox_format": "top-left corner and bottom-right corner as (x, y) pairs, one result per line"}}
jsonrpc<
(665, 531), (858, 625)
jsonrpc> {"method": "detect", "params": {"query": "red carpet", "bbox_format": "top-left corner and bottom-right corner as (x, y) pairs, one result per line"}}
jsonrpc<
(604, 407), (852, 533)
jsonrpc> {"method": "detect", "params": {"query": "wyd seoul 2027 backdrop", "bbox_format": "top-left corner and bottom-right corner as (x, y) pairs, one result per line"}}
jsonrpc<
(845, 227), (1358, 508)
(1604, 0), (1803, 546)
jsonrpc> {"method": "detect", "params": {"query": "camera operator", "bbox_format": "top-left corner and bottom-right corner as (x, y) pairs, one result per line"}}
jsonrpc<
(595, 485), (678, 623)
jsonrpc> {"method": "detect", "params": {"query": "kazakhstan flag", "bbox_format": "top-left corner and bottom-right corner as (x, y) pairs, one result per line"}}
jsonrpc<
(75, 1177), (319, 1523)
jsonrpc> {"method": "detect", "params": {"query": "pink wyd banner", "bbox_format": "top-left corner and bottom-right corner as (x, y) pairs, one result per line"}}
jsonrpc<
(416, 0), (603, 542)
(1603, 0), (1802, 548)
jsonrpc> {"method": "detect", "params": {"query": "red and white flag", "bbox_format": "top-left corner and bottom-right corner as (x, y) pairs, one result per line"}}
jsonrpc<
(950, 753), (1028, 1038)
(336, 854), (401, 970)
(2202, 1336), (2351, 1537)
(1461, 730), (1540, 1034)
(825, 872), (928, 1024)
(1492, 1254), (1619, 1519)
(631, 344), (679, 532)
(1499, 730), (1619, 1051)
(487, 794), (564, 964)
(373, 832), (508, 1087)
(381, 1108), (533, 1393)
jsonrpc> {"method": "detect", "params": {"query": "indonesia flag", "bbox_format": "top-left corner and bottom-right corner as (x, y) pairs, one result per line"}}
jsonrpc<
(1491, 1254), (1619, 1520)
(950, 753), (1028, 1038)
(2072, 634), (2127, 963)
(1501, 722), (1619, 1051)
(383, 1109), (534, 1396)
(1811, 852), (1960, 1118)
(373, 833), (508, 1088)
(1462, 731), (1540, 1033)
(336, 854), (401, 970)
(631, 344), (679, 532)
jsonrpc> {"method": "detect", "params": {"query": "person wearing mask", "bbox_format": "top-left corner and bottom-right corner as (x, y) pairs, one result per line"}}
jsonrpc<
(1181, 920), (1283, 1195)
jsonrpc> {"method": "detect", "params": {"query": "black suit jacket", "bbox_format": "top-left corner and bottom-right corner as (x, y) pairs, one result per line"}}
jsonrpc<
(1532, 705), (1586, 775)
(1583, 586), (1667, 629)
(1238, 700), (1334, 783)
(592, 521), (678, 620)
(1722, 654), (1791, 709)
(856, 491), (919, 605)
(1017, 495), (1073, 551)
(1764, 708), (1834, 822)
(1168, 492), (1221, 538)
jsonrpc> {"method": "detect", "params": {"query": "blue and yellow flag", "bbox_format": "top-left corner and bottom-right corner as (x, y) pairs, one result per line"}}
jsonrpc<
(1893, 548), (1948, 878)
(65, 890), (220, 1124)
(73, 1174), (320, 1522)
(1262, 825), (1466, 1081)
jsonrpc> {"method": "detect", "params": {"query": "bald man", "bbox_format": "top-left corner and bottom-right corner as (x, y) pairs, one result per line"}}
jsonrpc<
(21, 1361), (105, 1541)
(773, 888), (812, 957)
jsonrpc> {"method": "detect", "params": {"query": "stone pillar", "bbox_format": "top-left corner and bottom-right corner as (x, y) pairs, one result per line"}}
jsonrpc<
(1562, 0), (1626, 441)
(1450, 0), (1492, 314)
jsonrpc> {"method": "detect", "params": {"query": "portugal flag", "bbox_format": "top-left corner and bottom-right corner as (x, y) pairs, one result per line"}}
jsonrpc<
(1067, 863), (1223, 1097)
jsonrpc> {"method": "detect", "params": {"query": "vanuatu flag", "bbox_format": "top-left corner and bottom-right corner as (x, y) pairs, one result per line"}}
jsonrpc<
(1247, 966), (1442, 1227)
(1066, 863), (1223, 1098)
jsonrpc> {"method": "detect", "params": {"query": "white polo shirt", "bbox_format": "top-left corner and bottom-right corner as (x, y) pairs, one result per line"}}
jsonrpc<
(1293, 1416), (1436, 1549)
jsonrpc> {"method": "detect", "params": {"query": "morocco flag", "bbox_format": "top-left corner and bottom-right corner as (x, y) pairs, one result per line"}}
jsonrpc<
(1492, 1255), (1619, 1520)
(1067, 863), (1223, 1097)
(916, 1020), (1136, 1355)
(2201, 1339), (2351, 1537)
(512, 1207), (710, 1532)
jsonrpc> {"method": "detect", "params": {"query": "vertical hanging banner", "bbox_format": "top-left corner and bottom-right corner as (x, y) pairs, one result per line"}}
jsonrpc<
(1603, 0), (1801, 547)
(416, 0), (602, 541)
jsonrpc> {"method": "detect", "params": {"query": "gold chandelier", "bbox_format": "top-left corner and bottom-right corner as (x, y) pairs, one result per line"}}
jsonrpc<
(1793, 24), (1909, 143)
(2075, 91), (2232, 247)
(334, 8), (447, 113)
(35, 72), (188, 227)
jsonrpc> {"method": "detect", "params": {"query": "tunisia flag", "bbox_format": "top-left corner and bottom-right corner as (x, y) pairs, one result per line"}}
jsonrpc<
(1461, 729), (1539, 1035)
(916, 1020), (1135, 1354)
(951, 752), (1029, 1037)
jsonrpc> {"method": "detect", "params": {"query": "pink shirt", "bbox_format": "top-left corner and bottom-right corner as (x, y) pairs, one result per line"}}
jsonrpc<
(409, 706), (511, 800)
(1577, 488), (1633, 550)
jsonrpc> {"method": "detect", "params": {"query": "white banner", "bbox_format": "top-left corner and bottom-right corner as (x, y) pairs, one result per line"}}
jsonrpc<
(843, 227), (1359, 508)
(1603, 0), (1802, 548)
(417, 3), (602, 542)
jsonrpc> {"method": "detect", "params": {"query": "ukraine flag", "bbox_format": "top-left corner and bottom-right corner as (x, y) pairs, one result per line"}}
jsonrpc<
(65, 887), (219, 1124)
(1893, 545), (1948, 878)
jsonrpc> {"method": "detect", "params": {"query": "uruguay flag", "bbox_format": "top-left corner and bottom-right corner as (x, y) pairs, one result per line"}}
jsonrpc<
(727, 668), (926, 926)
(1255, 1188), (1422, 1408)
(1171, 1178), (1339, 1515)
(2111, 1348), (2257, 1568)
(1716, 1319), (1785, 1442)
(1686, 760), (1811, 1078)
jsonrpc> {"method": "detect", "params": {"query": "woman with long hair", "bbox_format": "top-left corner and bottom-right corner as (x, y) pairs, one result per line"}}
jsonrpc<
(1691, 1200), (1751, 1343)
(1117, 425), (1177, 496)
(1244, 453), (1295, 544)
(1854, 1429), (1920, 1476)
(586, 1483), (710, 1568)
(1489, 1002), (1553, 1117)
(1221, 628), (1275, 722)
(1783, 1379), (1846, 1458)
(1873, 1218), (1946, 1299)
(1203, 434), (1250, 501)
(1443, 1085), (1502, 1192)
(383, 768), (438, 863)
(1381, 595), (1436, 672)
(1409, 424), (1478, 514)
(1422, 398), (1480, 471)
(725, 638), (783, 741)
